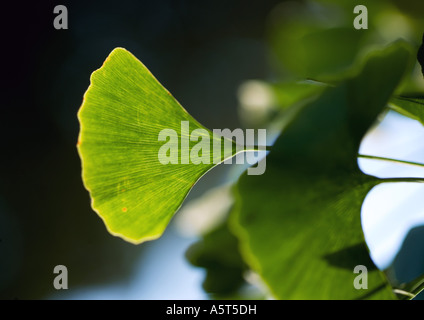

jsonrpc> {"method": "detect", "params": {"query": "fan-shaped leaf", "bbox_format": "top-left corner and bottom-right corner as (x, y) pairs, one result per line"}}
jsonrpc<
(78, 48), (236, 244)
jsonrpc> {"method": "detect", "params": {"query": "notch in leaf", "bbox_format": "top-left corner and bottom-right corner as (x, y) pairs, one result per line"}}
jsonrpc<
(77, 48), (244, 244)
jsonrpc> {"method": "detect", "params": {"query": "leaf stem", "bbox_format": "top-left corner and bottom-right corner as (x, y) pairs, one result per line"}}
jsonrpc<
(379, 177), (424, 183)
(394, 273), (424, 300)
(358, 154), (424, 168)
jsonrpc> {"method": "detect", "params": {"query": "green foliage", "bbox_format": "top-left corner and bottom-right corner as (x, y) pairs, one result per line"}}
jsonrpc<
(271, 81), (327, 110)
(77, 48), (236, 244)
(186, 220), (248, 297)
(390, 97), (424, 126)
(77, 3), (424, 299)
(232, 43), (411, 300)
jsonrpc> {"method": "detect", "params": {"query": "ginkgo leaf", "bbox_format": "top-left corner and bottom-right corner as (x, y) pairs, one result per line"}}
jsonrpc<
(231, 42), (415, 299)
(77, 48), (237, 244)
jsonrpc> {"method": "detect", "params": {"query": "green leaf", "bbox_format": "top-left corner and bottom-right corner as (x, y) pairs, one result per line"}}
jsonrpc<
(269, 1), (366, 81)
(231, 42), (413, 299)
(389, 97), (424, 126)
(186, 219), (248, 297)
(77, 48), (235, 244)
(271, 81), (327, 110)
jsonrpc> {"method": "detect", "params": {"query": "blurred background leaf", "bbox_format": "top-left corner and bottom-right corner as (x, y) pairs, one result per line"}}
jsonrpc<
(266, 0), (424, 86)
(390, 97), (424, 126)
(185, 219), (249, 298)
(231, 43), (412, 299)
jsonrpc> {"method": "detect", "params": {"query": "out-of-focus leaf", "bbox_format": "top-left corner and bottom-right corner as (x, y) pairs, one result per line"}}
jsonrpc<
(186, 220), (248, 296)
(391, 0), (424, 18)
(271, 81), (327, 110)
(389, 97), (424, 125)
(268, 0), (422, 84)
(231, 42), (413, 299)
(268, 1), (367, 81)
(77, 48), (236, 244)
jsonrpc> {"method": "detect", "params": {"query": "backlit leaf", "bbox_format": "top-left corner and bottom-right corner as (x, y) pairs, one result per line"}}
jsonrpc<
(389, 97), (424, 126)
(77, 48), (236, 244)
